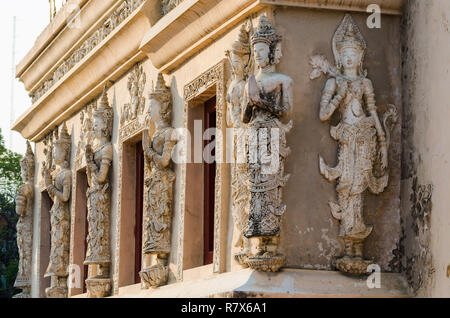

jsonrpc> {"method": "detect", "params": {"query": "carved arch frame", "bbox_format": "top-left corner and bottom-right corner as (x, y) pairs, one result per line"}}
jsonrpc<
(176, 60), (230, 281)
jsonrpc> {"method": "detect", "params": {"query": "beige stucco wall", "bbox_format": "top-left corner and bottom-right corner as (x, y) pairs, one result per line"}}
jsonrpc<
(274, 8), (403, 271)
(401, 0), (450, 297)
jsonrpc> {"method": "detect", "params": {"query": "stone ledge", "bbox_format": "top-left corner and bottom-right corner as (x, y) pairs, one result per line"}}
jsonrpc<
(105, 268), (410, 298)
(13, 1), (152, 142)
(17, 0), (118, 91)
(260, 0), (405, 15)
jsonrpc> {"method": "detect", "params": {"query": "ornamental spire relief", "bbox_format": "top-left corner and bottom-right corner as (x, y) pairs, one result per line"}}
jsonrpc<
(43, 123), (72, 298)
(13, 142), (35, 298)
(310, 14), (398, 275)
(84, 87), (114, 297)
(139, 73), (177, 288)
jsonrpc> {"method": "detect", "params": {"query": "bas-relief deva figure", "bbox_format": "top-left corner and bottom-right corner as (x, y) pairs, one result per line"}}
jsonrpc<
(139, 73), (177, 288)
(84, 88), (114, 298)
(226, 23), (252, 267)
(13, 142), (35, 298)
(43, 123), (72, 298)
(241, 14), (293, 272)
(310, 14), (398, 275)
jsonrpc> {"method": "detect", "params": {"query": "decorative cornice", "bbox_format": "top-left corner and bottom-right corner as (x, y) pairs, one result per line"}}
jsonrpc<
(13, 0), (152, 142)
(139, 0), (404, 73)
(30, 0), (146, 104)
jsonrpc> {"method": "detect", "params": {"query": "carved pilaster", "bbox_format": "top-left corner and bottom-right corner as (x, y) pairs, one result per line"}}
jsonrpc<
(43, 123), (72, 298)
(84, 88), (114, 297)
(139, 73), (177, 289)
(238, 14), (293, 272)
(310, 14), (398, 275)
(13, 142), (35, 298)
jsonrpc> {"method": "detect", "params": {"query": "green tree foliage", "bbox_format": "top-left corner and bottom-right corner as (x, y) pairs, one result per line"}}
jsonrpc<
(0, 129), (22, 297)
(0, 130), (22, 201)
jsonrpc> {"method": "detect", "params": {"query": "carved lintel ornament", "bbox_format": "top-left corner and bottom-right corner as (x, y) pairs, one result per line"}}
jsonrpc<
(139, 73), (177, 289)
(84, 87), (114, 298)
(240, 14), (294, 272)
(44, 123), (72, 298)
(310, 14), (398, 275)
(13, 142), (35, 298)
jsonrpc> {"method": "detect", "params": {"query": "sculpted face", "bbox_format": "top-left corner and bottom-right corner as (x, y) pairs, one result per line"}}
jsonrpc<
(149, 98), (162, 123)
(94, 115), (106, 138)
(254, 42), (270, 68)
(340, 47), (361, 70)
(231, 52), (245, 77)
(53, 143), (66, 166)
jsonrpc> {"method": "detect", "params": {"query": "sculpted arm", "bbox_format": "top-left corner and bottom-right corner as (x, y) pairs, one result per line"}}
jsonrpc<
(47, 172), (72, 203)
(153, 133), (177, 169)
(364, 79), (388, 169)
(94, 145), (113, 184)
(319, 78), (340, 122)
(282, 77), (294, 116)
(364, 79), (386, 143)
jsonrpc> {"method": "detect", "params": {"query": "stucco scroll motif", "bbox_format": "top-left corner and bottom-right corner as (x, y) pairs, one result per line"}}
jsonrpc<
(43, 123), (72, 298)
(225, 23), (252, 267)
(241, 14), (293, 272)
(140, 74), (177, 289)
(310, 14), (398, 275)
(84, 88), (114, 298)
(13, 142), (35, 298)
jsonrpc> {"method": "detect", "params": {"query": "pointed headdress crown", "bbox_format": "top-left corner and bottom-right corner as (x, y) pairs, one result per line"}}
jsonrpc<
(251, 14), (282, 47)
(55, 122), (71, 147)
(94, 86), (114, 138)
(333, 14), (367, 70)
(149, 73), (172, 123)
(20, 141), (35, 181)
(232, 24), (251, 56)
(95, 86), (113, 119)
(149, 73), (171, 105)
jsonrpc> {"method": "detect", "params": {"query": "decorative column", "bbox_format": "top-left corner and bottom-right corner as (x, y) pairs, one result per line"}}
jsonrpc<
(84, 88), (114, 298)
(310, 14), (398, 275)
(241, 14), (293, 272)
(43, 123), (72, 298)
(13, 142), (35, 298)
(139, 73), (177, 288)
(225, 23), (252, 267)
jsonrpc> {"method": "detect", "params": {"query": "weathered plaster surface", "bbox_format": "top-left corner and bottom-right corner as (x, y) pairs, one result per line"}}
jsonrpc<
(400, 0), (450, 297)
(274, 8), (403, 272)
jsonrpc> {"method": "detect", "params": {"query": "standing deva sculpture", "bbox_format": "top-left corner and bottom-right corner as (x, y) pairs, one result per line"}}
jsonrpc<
(310, 14), (398, 275)
(84, 88), (114, 297)
(139, 73), (177, 288)
(43, 123), (72, 297)
(13, 142), (35, 298)
(239, 14), (293, 272)
(226, 23), (252, 267)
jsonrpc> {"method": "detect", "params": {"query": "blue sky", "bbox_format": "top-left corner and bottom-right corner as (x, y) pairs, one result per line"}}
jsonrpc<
(0, 1), (49, 154)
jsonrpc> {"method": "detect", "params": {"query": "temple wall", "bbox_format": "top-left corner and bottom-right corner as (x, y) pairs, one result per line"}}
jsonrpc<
(18, 0), (450, 298)
(401, 0), (450, 297)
